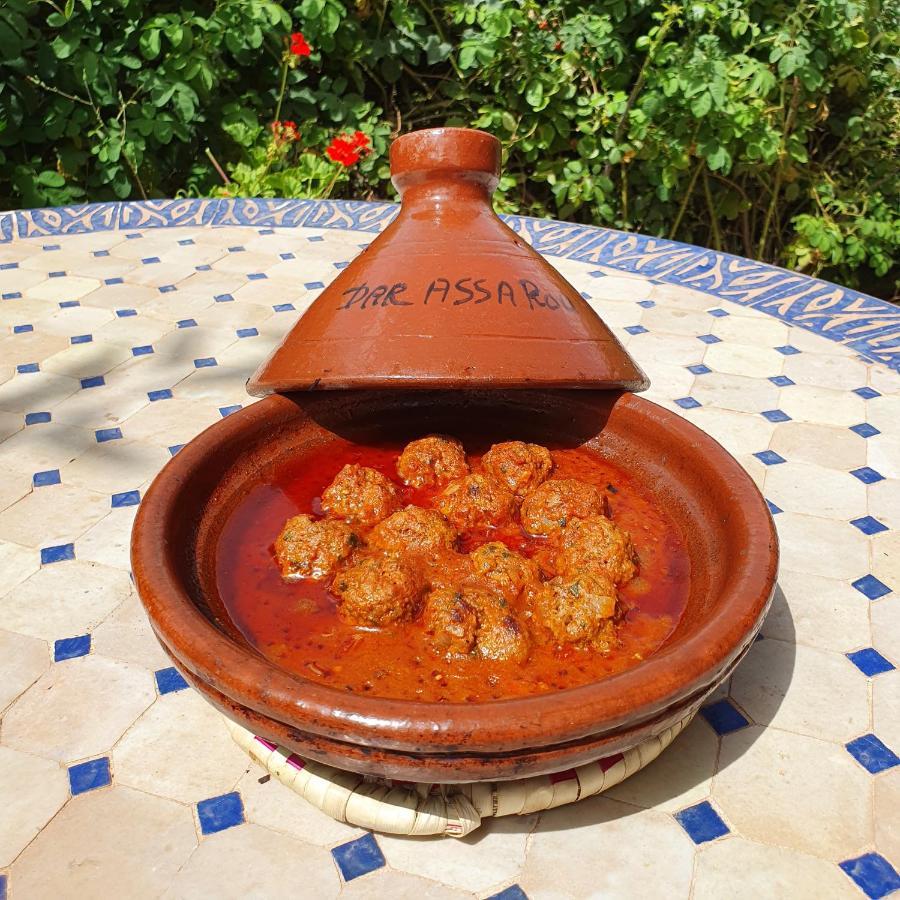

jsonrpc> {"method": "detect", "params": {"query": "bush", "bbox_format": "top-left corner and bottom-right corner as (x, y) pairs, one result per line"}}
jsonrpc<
(1, 0), (897, 296)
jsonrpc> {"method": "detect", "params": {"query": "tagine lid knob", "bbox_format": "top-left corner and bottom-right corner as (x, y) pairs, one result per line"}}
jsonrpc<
(247, 127), (649, 395)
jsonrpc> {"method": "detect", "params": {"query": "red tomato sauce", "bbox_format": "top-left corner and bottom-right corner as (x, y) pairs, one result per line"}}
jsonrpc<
(215, 438), (690, 702)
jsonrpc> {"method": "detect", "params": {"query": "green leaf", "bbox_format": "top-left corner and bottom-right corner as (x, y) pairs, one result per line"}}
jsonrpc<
(706, 146), (731, 171)
(524, 79), (544, 110)
(139, 29), (161, 60)
(501, 111), (516, 133)
(690, 92), (711, 117)
(64, 0), (75, 19)
(37, 170), (65, 187)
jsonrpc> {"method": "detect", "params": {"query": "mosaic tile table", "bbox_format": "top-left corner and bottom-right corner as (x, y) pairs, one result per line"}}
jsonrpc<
(1, 198), (899, 900)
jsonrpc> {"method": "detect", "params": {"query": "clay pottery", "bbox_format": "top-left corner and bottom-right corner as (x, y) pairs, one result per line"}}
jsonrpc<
(248, 128), (648, 394)
(132, 389), (777, 783)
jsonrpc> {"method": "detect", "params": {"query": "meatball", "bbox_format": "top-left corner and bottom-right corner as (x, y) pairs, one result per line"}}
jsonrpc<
(434, 473), (516, 531)
(422, 549), (474, 593)
(533, 572), (618, 646)
(332, 553), (424, 626)
(476, 599), (531, 664)
(520, 478), (610, 535)
(423, 587), (479, 656)
(369, 506), (457, 555)
(556, 515), (637, 586)
(397, 435), (469, 488)
(469, 541), (540, 604)
(274, 514), (361, 580)
(481, 441), (553, 499)
(321, 464), (400, 526)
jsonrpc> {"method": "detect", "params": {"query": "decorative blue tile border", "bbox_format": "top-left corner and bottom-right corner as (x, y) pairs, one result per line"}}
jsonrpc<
(1, 198), (897, 372)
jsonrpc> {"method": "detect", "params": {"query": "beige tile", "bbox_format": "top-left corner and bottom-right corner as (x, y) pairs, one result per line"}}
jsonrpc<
(867, 433), (900, 480)
(379, 814), (533, 894)
(0, 423), (95, 476)
(0, 371), (81, 413)
(713, 726), (871, 859)
(0, 332), (69, 368)
(64, 254), (140, 281)
(2, 655), (155, 762)
(191, 300), (274, 331)
(0, 539), (39, 597)
(127, 262), (199, 288)
(0, 267), (47, 293)
(871, 596), (900, 661)
(0, 629), (48, 712)
(770, 421), (866, 470)
(179, 269), (247, 296)
(104, 354), (195, 395)
(167, 367), (248, 406)
(37, 305), (115, 338)
(687, 407), (775, 457)
(153, 324), (237, 360)
(10, 785), (196, 898)
(639, 306), (711, 336)
(61, 439), (167, 494)
(343, 869), (472, 899)
(80, 283), (160, 310)
(91, 595), (169, 670)
(872, 531), (900, 597)
(869, 364), (900, 395)
(736, 453), (767, 490)
(774, 513), (868, 579)
(0, 483), (108, 547)
(75, 506), (139, 570)
(778, 385), (866, 428)
(763, 462), (867, 520)
(216, 335), (279, 373)
(140, 292), (216, 322)
(26, 274), (100, 302)
(783, 353), (871, 391)
(605, 716), (717, 812)
(50, 383), (150, 429)
(875, 767), (900, 868)
(866, 394), (900, 432)
(114, 690), (249, 802)
(787, 327), (857, 356)
(119, 398), (220, 447)
(0, 469), (32, 515)
(731, 639), (868, 743)
(704, 342), (785, 378)
(0, 560), (132, 641)
(0, 410), (23, 442)
(873, 669), (900, 753)
(693, 835), (858, 899)
(625, 331), (706, 367)
(235, 766), (363, 848)
(520, 797), (694, 899)
(649, 281), (718, 310)
(692, 373), (780, 414)
(165, 823), (341, 900)
(91, 315), (173, 349)
(711, 313), (790, 346)
(0, 745), (70, 867)
(768, 572), (871, 653)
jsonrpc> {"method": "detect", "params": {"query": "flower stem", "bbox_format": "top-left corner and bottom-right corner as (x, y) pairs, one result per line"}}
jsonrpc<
(273, 55), (289, 124)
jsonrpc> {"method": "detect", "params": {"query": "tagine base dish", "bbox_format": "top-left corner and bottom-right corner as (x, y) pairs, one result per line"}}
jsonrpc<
(228, 710), (695, 837)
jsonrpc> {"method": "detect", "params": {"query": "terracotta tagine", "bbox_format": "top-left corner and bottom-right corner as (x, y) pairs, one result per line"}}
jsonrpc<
(132, 128), (777, 784)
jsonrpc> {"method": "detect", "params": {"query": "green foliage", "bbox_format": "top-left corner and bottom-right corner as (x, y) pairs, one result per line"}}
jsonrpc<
(1, 0), (897, 296)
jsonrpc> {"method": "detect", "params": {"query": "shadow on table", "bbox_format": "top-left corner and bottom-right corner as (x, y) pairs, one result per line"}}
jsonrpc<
(394, 583), (795, 844)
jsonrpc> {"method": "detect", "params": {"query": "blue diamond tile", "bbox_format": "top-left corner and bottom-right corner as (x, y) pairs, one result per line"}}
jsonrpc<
(334, 261), (349, 269)
(177, 318), (197, 328)
(697, 333), (721, 344)
(487, 887), (529, 900)
(273, 303), (295, 312)
(840, 853), (900, 899)
(43, 244), (60, 251)
(754, 450), (786, 466)
(95, 427), (123, 443)
(155, 666), (190, 695)
(675, 397), (701, 410)
(54, 634), (91, 661)
(708, 308), (729, 317)
(104, 277), (124, 285)
(674, 801), (730, 844)
(80, 375), (105, 389)
(766, 499), (783, 515)
(228, 245), (245, 252)
(25, 411), (51, 425)
(194, 357), (217, 368)
(851, 516), (888, 535)
(851, 466), (885, 484)
(3, 291), (22, 299)
(168, 444), (185, 456)
(219, 404), (242, 417)
(761, 409), (791, 423)
(131, 345), (154, 357)
(852, 575), (892, 600)
(214, 293), (234, 303)
(92, 249), (110, 257)
(854, 386), (881, 399)
(236, 327), (258, 338)
(247, 272), (267, 280)
(178, 238), (195, 246)
(116, 308), (136, 318)
(125, 232), (142, 239)
(197, 792), (245, 835)
(33, 469), (61, 487)
(579, 291), (591, 300)
(70, 333), (92, 344)
(637, 299), (655, 308)
(846, 734), (899, 774)
(195, 264), (211, 272)
(846, 648), (895, 677)
(304, 281), (325, 290)
(624, 325), (647, 335)
(41, 543), (75, 565)
(159, 284), (176, 293)
(688, 364), (711, 375)
(148, 388), (173, 402)
(17, 363), (39, 374)
(13, 324), (33, 334)
(307, 235), (324, 242)
(701, 699), (750, 735)
(332, 834), (386, 881)
(769, 375), (795, 387)
(850, 422), (881, 438)
(0, 262), (18, 270)
(0, 872), (6, 900)
(48, 270), (65, 278)
(68, 757), (111, 795)
(111, 490), (141, 508)
(775, 345), (800, 355)
(258, 228), (275, 235)
(59, 300), (79, 308)
(141, 256), (160, 264)
(280, 252), (295, 260)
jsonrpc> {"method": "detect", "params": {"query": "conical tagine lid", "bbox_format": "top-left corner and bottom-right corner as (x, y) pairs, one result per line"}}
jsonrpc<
(248, 128), (648, 395)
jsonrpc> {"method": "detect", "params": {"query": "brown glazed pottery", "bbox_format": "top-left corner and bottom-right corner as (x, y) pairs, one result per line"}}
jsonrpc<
(248, 128), (648, 394)
(132, 127), (778, 783)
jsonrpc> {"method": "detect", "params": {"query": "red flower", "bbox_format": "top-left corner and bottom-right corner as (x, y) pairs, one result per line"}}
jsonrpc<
(326, 131), (371, 167)
(290, 32), (311, 56)
(271, 120), (301, 145)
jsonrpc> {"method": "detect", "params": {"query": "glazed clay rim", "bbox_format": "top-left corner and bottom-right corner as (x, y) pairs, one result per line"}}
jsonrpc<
(133, 392), (778, 754)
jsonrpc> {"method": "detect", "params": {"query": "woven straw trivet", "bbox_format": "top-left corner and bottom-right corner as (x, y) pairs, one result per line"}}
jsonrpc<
(228, 711), (694, 837)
